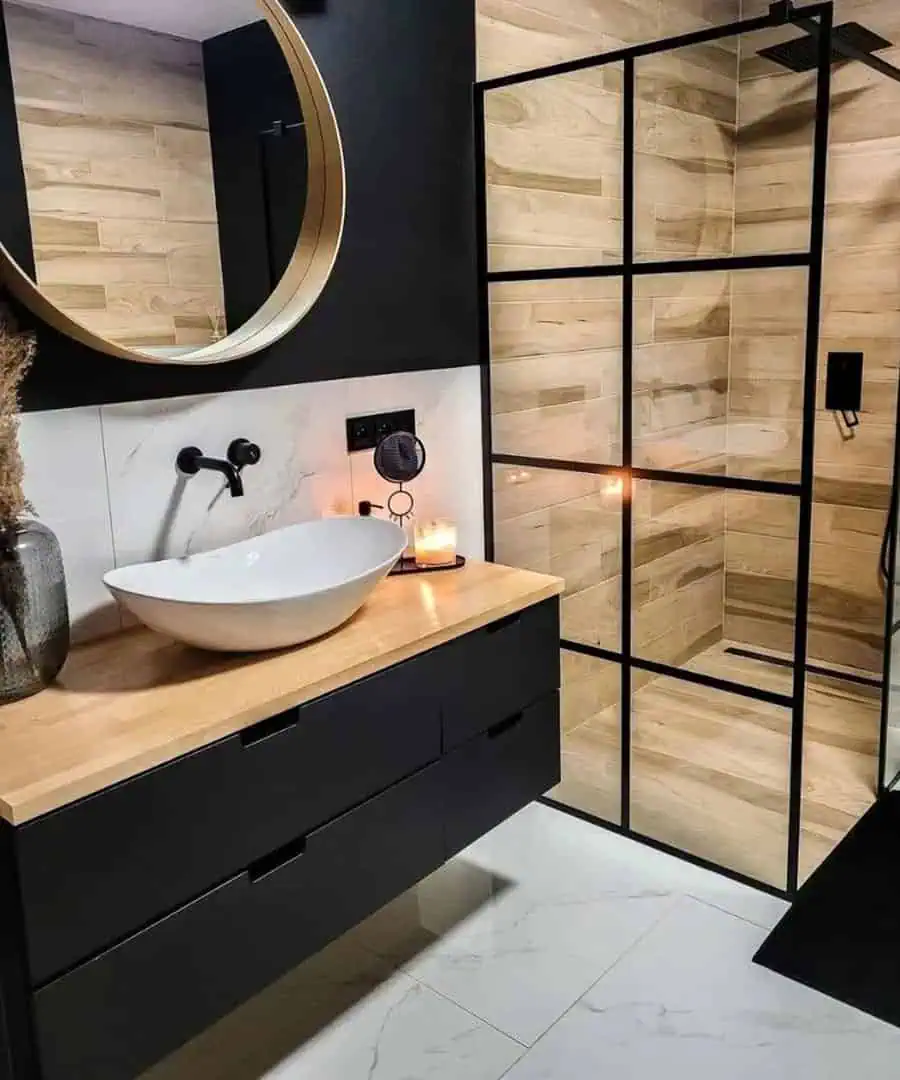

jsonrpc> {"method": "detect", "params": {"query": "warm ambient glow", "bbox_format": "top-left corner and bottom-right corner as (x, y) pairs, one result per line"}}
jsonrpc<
(415, 520), (458, 568)
(604, 476), (624, 497)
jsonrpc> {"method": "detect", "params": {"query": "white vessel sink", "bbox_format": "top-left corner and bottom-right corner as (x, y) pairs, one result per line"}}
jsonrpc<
(104, 518), (408, 652)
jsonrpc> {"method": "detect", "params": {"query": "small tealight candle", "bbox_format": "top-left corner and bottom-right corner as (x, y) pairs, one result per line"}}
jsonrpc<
(415, 519), (458, 568)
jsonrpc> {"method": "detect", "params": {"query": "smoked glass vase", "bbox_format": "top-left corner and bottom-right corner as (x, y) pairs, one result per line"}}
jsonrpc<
(0, 520), (69, 703)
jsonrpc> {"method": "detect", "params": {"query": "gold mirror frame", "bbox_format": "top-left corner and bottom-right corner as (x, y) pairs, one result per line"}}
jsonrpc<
(0, 0), (345, 365)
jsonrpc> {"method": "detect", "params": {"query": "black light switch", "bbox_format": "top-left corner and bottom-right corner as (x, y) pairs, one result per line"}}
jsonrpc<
(346, 409), (416, 454)
(825, 352), (864, 413)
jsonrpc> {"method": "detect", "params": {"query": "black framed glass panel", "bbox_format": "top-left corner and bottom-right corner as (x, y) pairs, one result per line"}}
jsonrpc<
(484, 66), (624, 274)
(630, 670), (791, 890)
(631, 480), (800, 693)
(551, 649), (621, 826)
(490, 277), (622, 466)
(493, 464), (622, 653)
(632, 269), (809, 483)
(479, 2), (835, 898)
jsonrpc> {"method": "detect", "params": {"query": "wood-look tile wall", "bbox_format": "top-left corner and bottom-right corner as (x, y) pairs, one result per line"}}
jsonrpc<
(483, 0), (740, 689)
(5, 2), (226, 350)
(726, 0), (900, 674)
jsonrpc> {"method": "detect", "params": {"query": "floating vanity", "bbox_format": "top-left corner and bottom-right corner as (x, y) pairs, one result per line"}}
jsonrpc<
(0, 561), (562, 1080)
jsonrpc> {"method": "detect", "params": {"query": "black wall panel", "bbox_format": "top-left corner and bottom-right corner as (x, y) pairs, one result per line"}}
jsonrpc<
(204, 22), (308, 333)
(3, 0), (477, 411)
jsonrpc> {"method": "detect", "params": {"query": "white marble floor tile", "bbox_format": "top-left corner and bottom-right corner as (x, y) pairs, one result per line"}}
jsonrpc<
(355, 807), (678, 1045)
(506, 896), (900, 1080)
(144, 804), (900, 1080)
(265, 974), (522, 1080)
(469, 804), (789, 929)
(143, 932), (521, 1080)
(654, 856), (789, 931)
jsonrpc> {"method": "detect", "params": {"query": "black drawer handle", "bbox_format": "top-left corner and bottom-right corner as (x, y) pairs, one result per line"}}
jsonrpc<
(240, 709), (301, 747)
(488, 711), (524, 739)
(487, 611), (522, 635)
(249, 834), (308, 883)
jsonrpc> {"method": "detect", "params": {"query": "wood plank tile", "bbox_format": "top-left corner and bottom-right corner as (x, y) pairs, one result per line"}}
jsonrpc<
(16, 110), (159, 160)
(25, 177), (164, 221)
(491, 347), (620, 415)
(643, 203), (734, 256)
(653, 296), (731, 342)
(492, 392), (622, 462)
(99, 220), (221, 257)
(34, 248), (169, 286)
(30, 213), (99, 247)
(7, 4), (225, 349)
(105, 284), (224, 321)
(40, 282), (106, 310)
(487, 185), (623, 271)
(490, 278), (623, 359)
(493, 462), (610, 521)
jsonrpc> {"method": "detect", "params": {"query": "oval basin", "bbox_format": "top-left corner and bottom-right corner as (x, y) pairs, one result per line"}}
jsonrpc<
(104, 517), (408, 652)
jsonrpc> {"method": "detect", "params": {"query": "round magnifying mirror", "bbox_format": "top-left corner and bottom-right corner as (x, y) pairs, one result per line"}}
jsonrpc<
(0, 0), (344, 364)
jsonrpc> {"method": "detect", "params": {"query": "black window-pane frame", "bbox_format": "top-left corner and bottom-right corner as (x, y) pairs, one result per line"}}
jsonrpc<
(478, 2), (837, 899)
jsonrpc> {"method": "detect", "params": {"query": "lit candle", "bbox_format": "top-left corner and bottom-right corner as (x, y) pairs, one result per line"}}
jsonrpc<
(415, 519), (458, 568)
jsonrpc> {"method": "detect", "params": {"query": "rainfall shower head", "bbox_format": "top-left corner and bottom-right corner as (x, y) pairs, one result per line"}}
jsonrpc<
(758, 22), (893, 72)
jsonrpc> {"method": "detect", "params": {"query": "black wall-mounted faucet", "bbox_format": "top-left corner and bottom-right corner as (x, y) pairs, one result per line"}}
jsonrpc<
(176, 439), (262, 498)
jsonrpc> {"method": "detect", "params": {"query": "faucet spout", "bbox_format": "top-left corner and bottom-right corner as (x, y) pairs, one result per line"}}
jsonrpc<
(201, 457), (244, 498)
(177, 447), (246, 498)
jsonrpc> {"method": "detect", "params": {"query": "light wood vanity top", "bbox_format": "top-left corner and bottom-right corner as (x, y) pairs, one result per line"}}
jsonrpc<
(0, 561), (562, 826)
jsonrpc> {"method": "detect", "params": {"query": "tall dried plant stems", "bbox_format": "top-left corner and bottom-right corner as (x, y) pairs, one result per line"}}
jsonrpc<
(0, 310), (35, 527)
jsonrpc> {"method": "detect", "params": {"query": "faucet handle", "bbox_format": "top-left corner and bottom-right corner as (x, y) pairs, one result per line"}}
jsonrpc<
(176, 447), (204, 475)
(228, 439), (262, 469)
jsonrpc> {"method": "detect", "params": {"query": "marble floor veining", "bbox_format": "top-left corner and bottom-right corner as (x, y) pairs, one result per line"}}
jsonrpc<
(141, 803), (900, 1079)
(553, 640), (880, 890)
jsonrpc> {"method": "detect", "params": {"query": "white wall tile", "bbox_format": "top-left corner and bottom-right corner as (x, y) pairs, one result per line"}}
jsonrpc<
(18, 406), (119, 642)
(100, 382), (353, 569)
(19, 367), (485, 643)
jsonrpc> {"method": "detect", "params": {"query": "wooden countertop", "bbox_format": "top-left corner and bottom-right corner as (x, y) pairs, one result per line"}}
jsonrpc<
(0, 561), (562, 826)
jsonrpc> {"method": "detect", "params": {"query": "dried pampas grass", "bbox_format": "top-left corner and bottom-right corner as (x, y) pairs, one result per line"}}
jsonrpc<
(0, 308), (35, 527)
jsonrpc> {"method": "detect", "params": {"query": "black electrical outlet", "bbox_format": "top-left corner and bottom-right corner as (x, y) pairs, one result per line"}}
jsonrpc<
(346, 409), (416, 453)
(825, 352), (864, 413)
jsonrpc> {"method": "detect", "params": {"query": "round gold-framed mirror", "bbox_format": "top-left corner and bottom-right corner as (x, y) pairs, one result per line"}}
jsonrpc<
(0, 0), (345, 364)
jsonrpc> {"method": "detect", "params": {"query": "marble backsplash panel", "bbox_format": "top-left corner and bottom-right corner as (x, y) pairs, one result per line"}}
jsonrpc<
(18, 405), (117, 642)
(20, 367), (484, 643)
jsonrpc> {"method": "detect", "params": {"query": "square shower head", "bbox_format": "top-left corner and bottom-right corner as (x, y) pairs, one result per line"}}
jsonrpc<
(757, 22), (893, 73)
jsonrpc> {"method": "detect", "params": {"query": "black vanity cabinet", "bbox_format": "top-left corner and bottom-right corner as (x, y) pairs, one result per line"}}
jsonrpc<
(0, 598), (560, 1080)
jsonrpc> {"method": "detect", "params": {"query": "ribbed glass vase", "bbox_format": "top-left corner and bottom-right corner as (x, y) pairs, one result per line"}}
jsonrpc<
(0, 520), (69, 703)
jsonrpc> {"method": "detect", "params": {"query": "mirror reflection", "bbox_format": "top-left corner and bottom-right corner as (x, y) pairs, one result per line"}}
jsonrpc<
(1, 0), (313, 359)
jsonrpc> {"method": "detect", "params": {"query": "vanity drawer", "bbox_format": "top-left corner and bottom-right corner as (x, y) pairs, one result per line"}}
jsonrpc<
(33, 759), (447, 1080)
(17, 651), (443, 987)
(443, 694), (560, 858)
(441, 598), (560, 750)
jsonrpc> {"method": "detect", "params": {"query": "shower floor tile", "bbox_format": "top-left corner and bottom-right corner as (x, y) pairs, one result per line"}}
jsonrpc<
(551, 639), (879, 889)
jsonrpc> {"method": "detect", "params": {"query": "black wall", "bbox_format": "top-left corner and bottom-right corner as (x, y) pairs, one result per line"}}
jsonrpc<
(0, 7), (32, 279)
(204, 22), (308, 333)
(5, 0), (477, 412)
